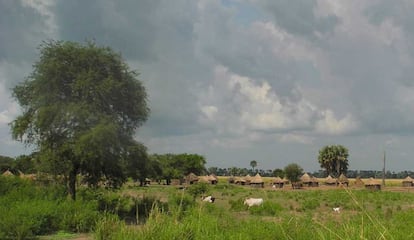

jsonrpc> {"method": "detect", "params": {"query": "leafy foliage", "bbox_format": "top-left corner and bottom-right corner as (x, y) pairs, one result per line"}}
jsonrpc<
(150, 153), (206, 184)
(10, 40), (149, 199)
(284, 163), (303, 183)
(318, 145), (349, 177)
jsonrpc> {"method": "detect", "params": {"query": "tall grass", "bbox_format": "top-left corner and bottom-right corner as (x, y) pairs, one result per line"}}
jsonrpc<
(0, 176), (103, 239)
(94, 184), (414, 240)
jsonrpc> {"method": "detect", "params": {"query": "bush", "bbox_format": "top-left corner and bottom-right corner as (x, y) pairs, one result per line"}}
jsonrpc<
(168, 193), (195, 219)
(94, 214), (123, 240)
(249, 201), (284, 216)
(186, 183), (209, 199)
(58, 200), (100, 232)
(0, 199), (60, 239)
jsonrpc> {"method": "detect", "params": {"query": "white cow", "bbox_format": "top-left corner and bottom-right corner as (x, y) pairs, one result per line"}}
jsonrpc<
(202, 196), (215, 203)
(333, 207), (340, 213)
(243, 198), (264, 208)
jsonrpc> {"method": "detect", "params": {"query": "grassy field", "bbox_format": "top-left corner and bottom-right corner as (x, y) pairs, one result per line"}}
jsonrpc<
(3, 176), (414, 239)
(102, 179), (414, 239)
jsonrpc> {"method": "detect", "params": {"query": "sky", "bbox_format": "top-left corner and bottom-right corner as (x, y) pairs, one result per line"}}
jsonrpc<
(1, 0), (414, 172)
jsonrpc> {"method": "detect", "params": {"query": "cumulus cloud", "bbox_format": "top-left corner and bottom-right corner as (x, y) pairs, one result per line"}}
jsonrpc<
(199, 65), (357, 136)
(3, 0), (414, 170)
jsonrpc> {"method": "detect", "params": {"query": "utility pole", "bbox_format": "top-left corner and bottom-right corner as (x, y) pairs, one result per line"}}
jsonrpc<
(382, 151), (386, 186)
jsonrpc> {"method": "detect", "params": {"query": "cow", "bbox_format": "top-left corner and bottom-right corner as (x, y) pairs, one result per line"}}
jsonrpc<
(243, 198), (263, 208)
(202, 195), (215, 203)
(333, 207), (340, 213)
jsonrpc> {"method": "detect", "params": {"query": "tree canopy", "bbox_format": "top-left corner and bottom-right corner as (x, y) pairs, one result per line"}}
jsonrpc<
(10, 40), (149, 200)
(318, 145), (349, 177)
(250, 160), (257, 172)
(150, 153), (206, 184)
(284, 163), (303, 183)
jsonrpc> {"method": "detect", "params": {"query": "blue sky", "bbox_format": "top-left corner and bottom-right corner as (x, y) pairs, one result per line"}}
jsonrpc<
(1, 0), (414, 172)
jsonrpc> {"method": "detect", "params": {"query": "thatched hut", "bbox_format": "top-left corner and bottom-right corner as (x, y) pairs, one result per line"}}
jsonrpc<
(244, 174), (252, 184)
(209, 174), (218, 185)
(310, 176), (319, 187)
(402, 176), (414, 187)
(338, 173), (349, 187)
(234, 177), (246, 185)
(186, 173), (199, 184)
(365, 177), (381, 190)
(272, 177), (285, 188)
(325, 175), (337, 185)
(250, 173), (264, 188)
(354, 176), (364, 187)
(300, 173), (313, 187)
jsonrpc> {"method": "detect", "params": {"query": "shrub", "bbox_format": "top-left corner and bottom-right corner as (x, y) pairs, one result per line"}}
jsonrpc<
(249, 201), (284, 216)
(58, 200), (100, 232)
(186, 183), (209, 199)
(94, 214), (123, 240)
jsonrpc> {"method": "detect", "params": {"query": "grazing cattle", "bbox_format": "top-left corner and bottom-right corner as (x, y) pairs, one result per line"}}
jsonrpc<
(333, 207), (340, 213)
(202, 196), (215, 203)
(243, 198), (263, 208)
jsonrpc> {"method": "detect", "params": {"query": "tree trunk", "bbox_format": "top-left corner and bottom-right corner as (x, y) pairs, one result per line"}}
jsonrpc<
(68, 167), (78, 201)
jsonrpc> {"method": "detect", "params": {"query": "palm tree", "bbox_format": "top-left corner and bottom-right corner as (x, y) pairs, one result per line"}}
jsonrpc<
(250, 160), (258, 173)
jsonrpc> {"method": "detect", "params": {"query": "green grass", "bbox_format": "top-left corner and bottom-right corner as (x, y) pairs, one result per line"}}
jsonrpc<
(3, 176), (414, 239)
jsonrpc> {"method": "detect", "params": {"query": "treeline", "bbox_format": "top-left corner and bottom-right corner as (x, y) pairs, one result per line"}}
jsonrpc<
(207, 167), (414, 179)
(0, 153), (207, 185)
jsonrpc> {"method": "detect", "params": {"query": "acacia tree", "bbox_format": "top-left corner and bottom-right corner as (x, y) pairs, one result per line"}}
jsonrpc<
(284, 163), (303, 183)
(250, 160), (257, 173)
(318, 145), (349, 177)
(10, 40), (149, 200)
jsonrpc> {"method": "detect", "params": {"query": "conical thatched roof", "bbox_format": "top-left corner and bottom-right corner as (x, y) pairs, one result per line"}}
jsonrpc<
(2, 170), (13, 176)
(251, 173), (264, 184)
(208, 174), (218, 181)
(244, 174), (252, 182)
(198, 176), (210, 183)
(311, 176), (319, 183)
(402, 176), (414, 183)
(365, 177), (381, 186)
(354, 176), (364, 186)
(273, 176), (284, 184)
(325, 175), (337, 184)
(235, 177), (246, 183)
(338, 173), (349, 183)
(300, 173), (312, 183)
(186, 172), (199, 182)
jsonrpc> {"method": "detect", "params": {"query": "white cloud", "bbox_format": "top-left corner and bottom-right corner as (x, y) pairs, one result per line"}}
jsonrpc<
(315, 110), (358, 135)
(279, 133), (314, 144)
(200, 66), (358, 137)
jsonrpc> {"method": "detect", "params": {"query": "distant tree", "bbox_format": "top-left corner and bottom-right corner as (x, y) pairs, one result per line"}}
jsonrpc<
(272, 168), (284, 178)
(250, 160), (258, 172)
(10, 40), (149, 200)
(123, 142), (152, 186)
(229, 167), (238, 176)
(207, 167), (218, 175)
(0, 155), (14, 172)
(152, 153), (206, 184)
(318, 145), (349, 177)
(284, 163), (303, 183)
(13, 154), (36, 174)
(179, 153), (206, 175)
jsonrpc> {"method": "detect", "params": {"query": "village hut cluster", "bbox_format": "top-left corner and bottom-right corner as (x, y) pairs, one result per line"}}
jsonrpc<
(4, 168), (412, 191)
(185, 173), (218, 185)
(227, 173), (265, 188)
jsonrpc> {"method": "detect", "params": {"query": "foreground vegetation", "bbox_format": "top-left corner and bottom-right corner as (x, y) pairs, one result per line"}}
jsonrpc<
(2, 176), (414, 239)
